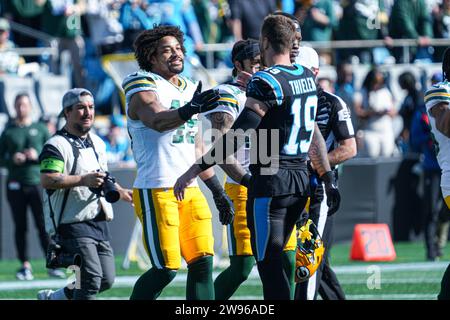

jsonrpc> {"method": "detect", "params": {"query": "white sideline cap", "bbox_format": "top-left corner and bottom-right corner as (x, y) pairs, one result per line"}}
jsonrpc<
(295, 46), (319, 71)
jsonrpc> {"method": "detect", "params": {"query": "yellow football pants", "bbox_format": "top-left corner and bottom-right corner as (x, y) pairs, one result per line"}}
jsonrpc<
(133, 187), (214, 270)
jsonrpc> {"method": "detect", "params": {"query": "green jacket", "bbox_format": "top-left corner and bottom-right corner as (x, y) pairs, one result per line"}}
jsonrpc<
(0, 121), (50, 185)
(389, 0), (433, 39)
(301, 0), (336, 42)
(41, 1), (82, 38)
(337, 0), (386, 41)
(3, 0), (45, 18)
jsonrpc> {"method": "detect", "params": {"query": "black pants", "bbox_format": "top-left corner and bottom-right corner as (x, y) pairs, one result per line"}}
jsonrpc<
(247, 194), (308, 300)
(295, 182), (345, 300)
(6, 183), (49, 263)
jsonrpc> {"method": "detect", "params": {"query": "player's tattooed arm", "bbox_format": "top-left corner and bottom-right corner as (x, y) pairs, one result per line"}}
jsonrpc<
(206, 112), (247, 184)
(328, 137), (357, 166)
(207, 112), (234, 136)
(309, 123), (332, 177)
(40, 173), (66, 189)
(430, 103), (450, 138)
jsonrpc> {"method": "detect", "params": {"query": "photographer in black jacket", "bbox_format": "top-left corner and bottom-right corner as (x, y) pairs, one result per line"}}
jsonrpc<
(37, 88), (133, 300)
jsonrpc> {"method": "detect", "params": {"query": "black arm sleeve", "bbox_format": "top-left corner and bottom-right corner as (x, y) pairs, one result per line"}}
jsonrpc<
(198, 107), (263, 171)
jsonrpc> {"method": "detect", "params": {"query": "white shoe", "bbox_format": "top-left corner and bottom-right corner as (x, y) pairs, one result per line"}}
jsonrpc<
(48, 269), (66, 279)
(16, 267), (33, 281)
(37, 289), (54, 300)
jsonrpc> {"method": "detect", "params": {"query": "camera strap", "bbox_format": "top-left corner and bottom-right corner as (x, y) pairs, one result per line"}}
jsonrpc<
(86, 134), (100, 163)
(47, 131), (103, 233)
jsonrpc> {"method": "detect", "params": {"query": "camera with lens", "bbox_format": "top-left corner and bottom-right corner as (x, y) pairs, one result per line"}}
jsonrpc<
(46, 236), (82, 269)
(89, 171), (120, 203)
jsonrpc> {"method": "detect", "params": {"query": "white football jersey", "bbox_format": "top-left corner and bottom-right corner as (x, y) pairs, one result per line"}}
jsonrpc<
(424, 81), (450, 192)
(202, 82), (249, 184)
(123, 71), (199, 189)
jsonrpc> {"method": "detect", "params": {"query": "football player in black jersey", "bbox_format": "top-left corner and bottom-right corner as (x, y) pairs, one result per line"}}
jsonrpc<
(174, 14), (340, 300)
(293, 47), (357, 300)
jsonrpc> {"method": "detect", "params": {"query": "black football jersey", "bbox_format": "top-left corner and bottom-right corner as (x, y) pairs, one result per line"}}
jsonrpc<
(246, 64), (318, 168)
(315, 89), (355, 154)
(245, 64), (317, 197)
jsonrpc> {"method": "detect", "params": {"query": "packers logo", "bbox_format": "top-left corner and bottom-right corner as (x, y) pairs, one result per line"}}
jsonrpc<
(296, 266), (310, 282)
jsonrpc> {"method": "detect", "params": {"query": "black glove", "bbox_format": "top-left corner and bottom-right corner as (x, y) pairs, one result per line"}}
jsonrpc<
(320, 171), (341, 216)
(213, 192), (235, 225)
(203, 176), (235, 225)
(178, 81), (221, 121)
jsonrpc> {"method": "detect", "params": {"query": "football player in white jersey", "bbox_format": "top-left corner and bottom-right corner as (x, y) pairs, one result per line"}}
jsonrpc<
(122, 25), (234, 300)
(197, 39), (299, 299)
(424, 48), (450, 300)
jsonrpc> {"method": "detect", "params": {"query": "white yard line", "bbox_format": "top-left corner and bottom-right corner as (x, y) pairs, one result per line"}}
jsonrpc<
(0, 261), (447, 291)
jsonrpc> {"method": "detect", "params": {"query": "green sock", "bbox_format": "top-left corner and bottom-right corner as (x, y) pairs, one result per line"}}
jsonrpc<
(186, 256), (214, 300)
(214, 255), (255, 300)
(282, 250), (296, 300)
(130, 267), (176, 300)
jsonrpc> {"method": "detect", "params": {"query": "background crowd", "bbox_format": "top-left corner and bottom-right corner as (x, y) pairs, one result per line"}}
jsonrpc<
(0, 0), (449, 280)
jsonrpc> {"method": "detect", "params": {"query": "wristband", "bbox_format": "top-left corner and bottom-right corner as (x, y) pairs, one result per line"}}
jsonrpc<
(320, 171), (334, 184)
(177, 106), (194, 121)
(203, 175), (223, 194)
(198, 156), (215, 171)
(240, 173), (251, 187)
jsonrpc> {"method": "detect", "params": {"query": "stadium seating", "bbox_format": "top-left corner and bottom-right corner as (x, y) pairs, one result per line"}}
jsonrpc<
(0, 75), (42, 121)
(35, 74), (70, 117)
(0, 113), (8, 134)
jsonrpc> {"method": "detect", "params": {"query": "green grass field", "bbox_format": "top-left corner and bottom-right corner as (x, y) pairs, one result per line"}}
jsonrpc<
(0, 241), (448, 300)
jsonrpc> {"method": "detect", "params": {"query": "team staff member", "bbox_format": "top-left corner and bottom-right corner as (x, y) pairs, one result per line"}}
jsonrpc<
(37, 88), (133, 300)
(0, 93), (65, 280)
(175, 15), (340, 300)
(294, 47), (357, 300)
(123, 25), (233, 300)
(424, 47), (450, 300)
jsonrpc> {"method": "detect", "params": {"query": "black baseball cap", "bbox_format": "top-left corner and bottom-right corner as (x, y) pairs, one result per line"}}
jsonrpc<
(231, 39), (260, 63)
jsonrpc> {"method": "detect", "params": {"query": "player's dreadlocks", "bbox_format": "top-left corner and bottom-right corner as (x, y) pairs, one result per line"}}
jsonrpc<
(133, 25), (186, 72)
(443, 47), (450, 82)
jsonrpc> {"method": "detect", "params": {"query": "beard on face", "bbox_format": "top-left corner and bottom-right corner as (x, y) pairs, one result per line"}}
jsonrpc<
(290, 49), (299, 63)
(75, 121), (92, 135)
(168, 63), (184, 74)
(166, 54), (185, 74)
